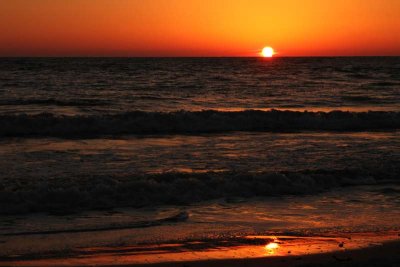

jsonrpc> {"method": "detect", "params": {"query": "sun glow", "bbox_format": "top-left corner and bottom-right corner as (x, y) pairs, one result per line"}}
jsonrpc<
(265, 241), (279, 255)
(265, 242), (279, 250)
(261, 47), (274, 57)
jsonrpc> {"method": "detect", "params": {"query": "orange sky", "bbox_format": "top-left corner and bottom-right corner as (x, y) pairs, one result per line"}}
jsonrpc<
(1, 0), (399, 57)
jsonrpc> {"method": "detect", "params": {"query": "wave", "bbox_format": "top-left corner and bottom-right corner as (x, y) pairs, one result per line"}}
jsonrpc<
(0, 110), (399, 137)
(1, 168), (398, 215)
(340, 95), (380, 103)
(2, 211), (189, 236)
(368, 81), (400, 87)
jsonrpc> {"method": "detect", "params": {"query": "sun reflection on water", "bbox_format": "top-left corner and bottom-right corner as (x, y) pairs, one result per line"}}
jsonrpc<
(265, 238), (280, 254)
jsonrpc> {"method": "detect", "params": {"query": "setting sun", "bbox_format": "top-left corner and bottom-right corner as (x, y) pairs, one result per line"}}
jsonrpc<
(262, 47), (275, 57)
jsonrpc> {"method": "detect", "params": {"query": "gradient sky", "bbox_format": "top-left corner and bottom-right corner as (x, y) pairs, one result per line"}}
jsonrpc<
(1, 0), (399, 57)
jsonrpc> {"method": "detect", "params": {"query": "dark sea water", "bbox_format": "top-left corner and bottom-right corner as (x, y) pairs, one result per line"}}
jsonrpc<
(1, 57), (399, 115)
(0, 58), (399, 256)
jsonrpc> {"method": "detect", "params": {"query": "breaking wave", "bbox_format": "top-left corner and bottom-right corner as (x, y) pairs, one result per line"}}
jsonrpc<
(3, 211), (189, 236)
(340, 95), (380, 103)
(0, 110), (399, 137)
(1, 168), (399, 215)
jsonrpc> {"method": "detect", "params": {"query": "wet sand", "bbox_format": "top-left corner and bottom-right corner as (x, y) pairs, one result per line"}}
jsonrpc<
(1, 231), (399, 267)
(136, 240), (400, 267)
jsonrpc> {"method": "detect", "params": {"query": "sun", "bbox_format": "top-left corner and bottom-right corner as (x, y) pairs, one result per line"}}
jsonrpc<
(261, 47), (274, 57)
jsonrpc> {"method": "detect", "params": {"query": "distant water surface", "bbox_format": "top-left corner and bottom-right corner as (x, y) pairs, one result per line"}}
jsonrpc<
(0, 57), (399, 114)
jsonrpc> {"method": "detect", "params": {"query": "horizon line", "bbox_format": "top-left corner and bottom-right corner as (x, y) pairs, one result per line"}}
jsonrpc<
(1, 55), (399, 59)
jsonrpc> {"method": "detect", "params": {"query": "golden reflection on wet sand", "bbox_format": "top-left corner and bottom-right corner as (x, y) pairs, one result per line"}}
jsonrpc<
(2, 232), (398, 266)
(265, 238), (280, 254)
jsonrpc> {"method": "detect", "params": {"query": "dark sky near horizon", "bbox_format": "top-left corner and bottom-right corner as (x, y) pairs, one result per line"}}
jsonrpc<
(1, 0), (400, 57)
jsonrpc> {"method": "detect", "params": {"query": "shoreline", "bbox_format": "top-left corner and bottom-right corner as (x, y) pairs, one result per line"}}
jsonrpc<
(1, 231), (399, 267)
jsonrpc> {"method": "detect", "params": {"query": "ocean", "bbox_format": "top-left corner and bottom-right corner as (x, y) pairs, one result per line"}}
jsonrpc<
(0, 57), (399, 260)
(1, 57), (399, 115)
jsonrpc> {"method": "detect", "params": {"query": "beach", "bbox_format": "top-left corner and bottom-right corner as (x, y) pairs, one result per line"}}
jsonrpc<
(1, 232), (399, 266)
